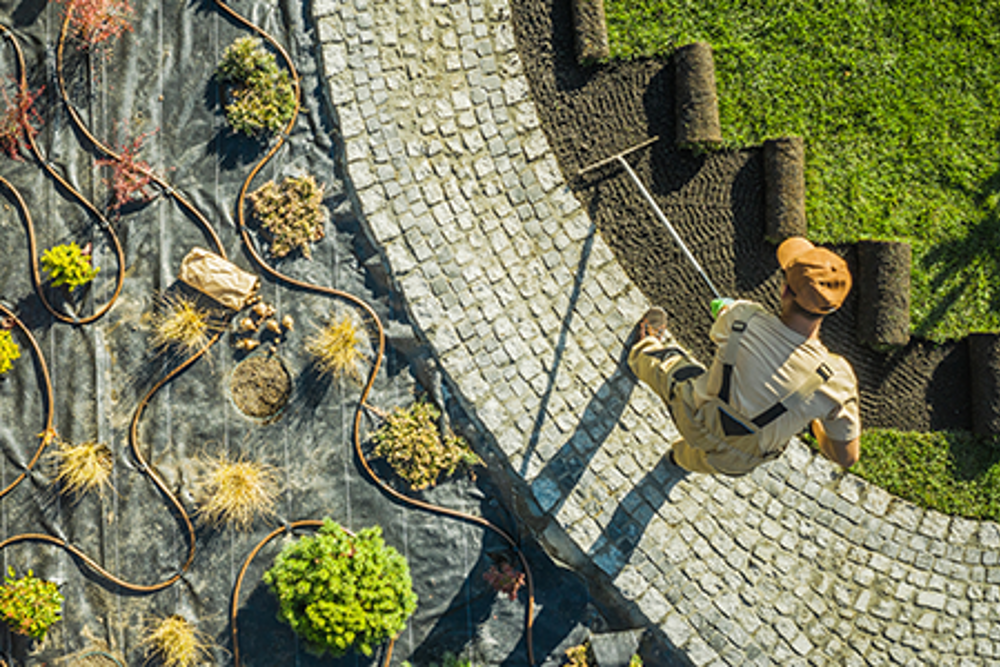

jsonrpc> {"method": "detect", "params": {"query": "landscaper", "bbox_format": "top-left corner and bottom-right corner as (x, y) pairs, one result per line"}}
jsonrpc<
(629, 237), (861, 475)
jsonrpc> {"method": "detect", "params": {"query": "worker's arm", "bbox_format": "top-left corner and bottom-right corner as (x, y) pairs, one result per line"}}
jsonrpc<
(810, 419), (860, 469)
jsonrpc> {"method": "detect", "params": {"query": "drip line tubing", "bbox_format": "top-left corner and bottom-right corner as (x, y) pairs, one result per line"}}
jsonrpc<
(214, 1), (536, 662)
(0, 303), (55, 500)
(1, 25), (125, 326)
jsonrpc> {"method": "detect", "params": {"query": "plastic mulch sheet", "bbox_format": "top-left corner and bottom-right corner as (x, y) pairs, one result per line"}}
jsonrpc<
(0, 0), (600, 664)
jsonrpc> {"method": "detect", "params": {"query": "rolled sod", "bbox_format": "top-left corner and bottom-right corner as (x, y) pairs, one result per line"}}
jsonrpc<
(763, 137), (807, 243)
(969, 333), (1000, 436)
(572, 0), (609, 64)
(674, 42), (722, 150)
(857, 240), (911, 348)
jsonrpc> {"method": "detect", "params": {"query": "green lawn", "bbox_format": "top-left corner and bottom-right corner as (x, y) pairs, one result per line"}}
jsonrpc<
(604, 1), (1000, 519)
(848, 430), (1000, 522)
(605, 0), (1000, 342)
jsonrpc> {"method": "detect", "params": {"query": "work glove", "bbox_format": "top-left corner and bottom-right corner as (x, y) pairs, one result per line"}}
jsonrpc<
(710, 297), (734, 320)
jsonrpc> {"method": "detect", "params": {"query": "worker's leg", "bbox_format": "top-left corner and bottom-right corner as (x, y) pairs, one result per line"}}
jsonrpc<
(671, 439), (719, 474)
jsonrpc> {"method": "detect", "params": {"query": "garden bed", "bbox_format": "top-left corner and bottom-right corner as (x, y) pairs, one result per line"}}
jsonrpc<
(0, 0), (604, 664)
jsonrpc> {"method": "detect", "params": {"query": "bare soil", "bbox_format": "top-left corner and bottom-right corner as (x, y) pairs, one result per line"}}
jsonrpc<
(511, 0), (971, 433)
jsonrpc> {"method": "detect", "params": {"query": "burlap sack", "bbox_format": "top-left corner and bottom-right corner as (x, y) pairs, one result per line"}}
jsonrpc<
(178, 248), (259, 310)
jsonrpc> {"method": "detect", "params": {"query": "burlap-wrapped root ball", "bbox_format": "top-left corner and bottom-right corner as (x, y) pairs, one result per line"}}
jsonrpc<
(857, 240), (911, 348)
(674, 42), (722, 150)
(764, 137), (807, 243)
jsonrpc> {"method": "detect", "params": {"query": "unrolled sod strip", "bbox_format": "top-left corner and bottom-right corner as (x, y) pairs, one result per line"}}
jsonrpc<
(763, 136), (807, 243)
(674, 41), (722, 150)
(857, 240), (911, 348)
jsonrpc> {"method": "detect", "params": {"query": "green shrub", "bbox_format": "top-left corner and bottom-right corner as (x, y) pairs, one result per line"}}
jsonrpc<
(216, 37), (296, 136)
(0, 329), (20, 375)
(0, 567), (64, 641)
(40, 242), (99, 291)
(249, 174), (327, 259)
(262, 519), (417, 658)
(371, 400), (481, 490)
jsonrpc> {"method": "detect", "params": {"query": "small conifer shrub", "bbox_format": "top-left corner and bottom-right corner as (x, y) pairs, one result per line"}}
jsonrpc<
(0, 330), (20, 375)
(0, 567), (64, 641)
(215, 37), (296, 136)
(371, 400), (481, 490)
(249, 174), (327, 259)
(40, 242), (99, 291)
(262, 519), (417, 658)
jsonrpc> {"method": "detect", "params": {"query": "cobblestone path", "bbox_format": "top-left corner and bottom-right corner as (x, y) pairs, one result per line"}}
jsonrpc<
(311, 0), (1000, 664)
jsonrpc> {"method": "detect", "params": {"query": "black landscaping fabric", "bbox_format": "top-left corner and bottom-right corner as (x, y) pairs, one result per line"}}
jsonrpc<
(0, 1), (597, 665)
(511, 0), (974, 434)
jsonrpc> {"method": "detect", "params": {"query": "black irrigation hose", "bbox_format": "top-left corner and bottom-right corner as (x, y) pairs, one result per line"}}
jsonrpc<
(0, 303), (56, 500)
(213, 1), (537, 663)
(1, 24), (125, 326)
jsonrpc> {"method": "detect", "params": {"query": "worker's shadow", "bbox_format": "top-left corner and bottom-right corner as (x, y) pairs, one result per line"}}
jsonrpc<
(587, 454), (685, 577)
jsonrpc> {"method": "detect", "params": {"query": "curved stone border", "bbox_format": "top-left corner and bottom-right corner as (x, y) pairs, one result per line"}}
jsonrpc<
(311, 0), (1000, 663)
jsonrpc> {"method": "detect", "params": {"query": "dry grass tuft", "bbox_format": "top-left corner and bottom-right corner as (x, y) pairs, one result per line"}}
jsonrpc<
(141, 615), (213, 667)
(53, 440), (113, 498)
(305, 314), (365, 381)
(196, 455), (280, 531)
(149, 294), (218, 352)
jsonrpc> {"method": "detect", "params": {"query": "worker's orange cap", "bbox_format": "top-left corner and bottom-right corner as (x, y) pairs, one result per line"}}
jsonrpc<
(777, 237), (852, 314)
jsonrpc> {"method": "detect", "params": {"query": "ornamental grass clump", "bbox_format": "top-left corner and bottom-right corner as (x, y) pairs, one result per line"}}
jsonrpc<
(41, 242), (99, 291)
(249, 174), (327, 259)
(262, 519), (417, 658)
(148, 293), (217, 353)
(141, 615), (213, 667)
(306, 313), (365, 381)
(52, 439), (113, 498)
(0, 567), (64, 642)
(371, 400), (481, 490)
(0, 330), (20, 375)
(195, 455), (280, 531)
(215, 37), (296, 136)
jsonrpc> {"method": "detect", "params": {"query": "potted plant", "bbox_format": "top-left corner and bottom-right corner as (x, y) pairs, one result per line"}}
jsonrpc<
(40, 241), (99, 291)
(215, 37), (296, 136)
(0, 567), (64, 642)
(262, 519), (417, 658)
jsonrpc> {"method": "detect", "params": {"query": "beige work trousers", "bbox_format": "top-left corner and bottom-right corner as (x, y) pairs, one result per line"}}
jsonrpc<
(627, 335), (720, 474)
